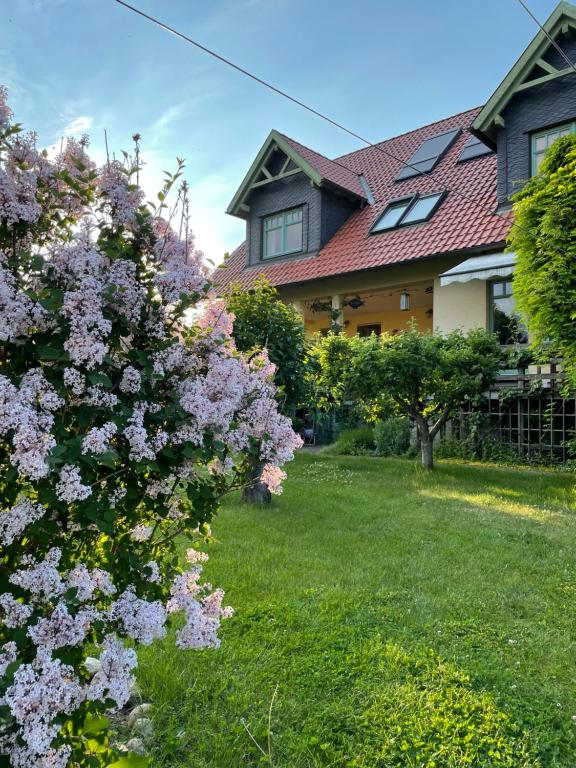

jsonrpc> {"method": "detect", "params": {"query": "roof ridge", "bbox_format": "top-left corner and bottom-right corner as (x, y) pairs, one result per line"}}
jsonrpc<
(276, 130), (359, 174)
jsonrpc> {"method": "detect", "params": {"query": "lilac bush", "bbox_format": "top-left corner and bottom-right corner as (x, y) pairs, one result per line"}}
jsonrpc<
(0, 88), (301, 767)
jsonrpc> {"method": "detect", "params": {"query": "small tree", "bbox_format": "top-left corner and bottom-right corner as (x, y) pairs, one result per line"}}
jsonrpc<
(510, 134), (576, 390)
(224, 278), (306, 503)
(310, 327), (500, 469)
(225, 278), (306, 411)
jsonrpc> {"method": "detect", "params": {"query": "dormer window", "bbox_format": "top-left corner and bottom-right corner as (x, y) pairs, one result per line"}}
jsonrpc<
(531, 122), (576, 174)
(395, 128), (461, 181)
(262, 207), (303, 259)
(371, 192), (445, 233)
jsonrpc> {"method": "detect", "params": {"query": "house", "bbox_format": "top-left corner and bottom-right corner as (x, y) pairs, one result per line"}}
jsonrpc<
(213, 1), (576, 458)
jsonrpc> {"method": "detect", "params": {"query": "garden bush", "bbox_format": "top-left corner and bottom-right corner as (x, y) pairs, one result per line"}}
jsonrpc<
(0, 88), (301, 767)
(374, 417), (411, 457)
(330, 425), (375, 455)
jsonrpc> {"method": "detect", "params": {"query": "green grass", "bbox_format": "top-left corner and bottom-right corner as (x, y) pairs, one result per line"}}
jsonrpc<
(139, 453), (576, 767)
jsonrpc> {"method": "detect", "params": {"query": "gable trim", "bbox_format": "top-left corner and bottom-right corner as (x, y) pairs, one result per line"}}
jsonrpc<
(472, 2), (576, 144)
(227, 130), (326, 218)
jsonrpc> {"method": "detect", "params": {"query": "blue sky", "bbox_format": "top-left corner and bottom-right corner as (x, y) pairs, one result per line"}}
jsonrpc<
(0, 0), (562, 264)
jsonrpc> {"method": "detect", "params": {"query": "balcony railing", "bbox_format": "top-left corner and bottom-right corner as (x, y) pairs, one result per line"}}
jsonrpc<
(492, 358), (564, 394)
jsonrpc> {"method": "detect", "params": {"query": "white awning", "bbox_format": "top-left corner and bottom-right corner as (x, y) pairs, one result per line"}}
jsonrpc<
(439, 252), (517, 287)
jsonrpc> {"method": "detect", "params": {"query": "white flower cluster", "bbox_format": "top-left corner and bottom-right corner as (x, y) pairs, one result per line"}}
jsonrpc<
(55, 464), (92, 503)
(0, 252), (48, 344)
(0, 371), (61, 480)
(166, 563), (233, 650)
(62, 367), (85, 395)
(81, 421), (117, 455)
(97, 160), (144, 227)
(0, 497), (45, 546)
(110, 588), (166, 645)
(119, 365), (141, 394)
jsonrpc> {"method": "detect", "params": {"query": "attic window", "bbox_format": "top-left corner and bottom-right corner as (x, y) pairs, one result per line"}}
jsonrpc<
(531, 121), (576, 173)
(458, 135), (493, 163)
(371, 192), (445, 233)
(395, 128), (461, 181)
(263, 207), (303, 259)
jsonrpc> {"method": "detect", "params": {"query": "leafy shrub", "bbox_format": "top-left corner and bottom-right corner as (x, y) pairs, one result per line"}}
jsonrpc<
(0, 89), (300, 766)
(374, 417), (411, 457)
(330, 425), (375, 455)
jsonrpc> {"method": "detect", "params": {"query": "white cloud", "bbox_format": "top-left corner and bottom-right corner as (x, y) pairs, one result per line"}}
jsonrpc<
(63, 115), (93, 136)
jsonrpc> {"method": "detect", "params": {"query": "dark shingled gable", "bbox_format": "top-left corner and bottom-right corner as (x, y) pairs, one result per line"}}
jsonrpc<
(214, 106), (512, 290)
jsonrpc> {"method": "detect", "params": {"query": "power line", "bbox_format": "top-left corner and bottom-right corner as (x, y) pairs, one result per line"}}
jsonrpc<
(515, 0), (576, 75)
(114, 0), (508, 221)
(116, 0), (576, 246)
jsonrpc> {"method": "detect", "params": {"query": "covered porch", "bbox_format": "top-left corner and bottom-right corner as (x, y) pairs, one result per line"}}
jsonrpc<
(294, 280), (434, 337)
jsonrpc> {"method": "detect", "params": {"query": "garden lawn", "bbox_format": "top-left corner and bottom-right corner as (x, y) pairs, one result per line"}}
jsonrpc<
(139, 453), (576, 767)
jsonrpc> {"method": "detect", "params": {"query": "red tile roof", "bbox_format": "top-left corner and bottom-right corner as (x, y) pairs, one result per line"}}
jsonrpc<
(277, 132), (366, 199)
(214, 107), (513, 290)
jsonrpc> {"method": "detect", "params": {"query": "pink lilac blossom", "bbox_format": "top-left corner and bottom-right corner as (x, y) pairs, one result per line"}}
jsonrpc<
(119, 365), (141, 394)
(260, 464), (287, 495)
(0, 373), (58, 480)
(0, 641), (17, 676)
(185, 548), (209, 565)
(110, 588), (166, 645)
(87, 634), (138, 708)
(106, 259), (145, 323)
(62, 367), (85, 395)
(197, 298), (235, 339)
(3, 653), (84, 758)
(54, 136), (95, 217)
(130, 524), (153, 542)
(0, 166), (42, 226)
(66, 564), (116, 601)
(97, 161), (143, 227)
(9, 744), (71, 768)
(84, 385), (118, 408)
(0, 254), (48, 344)
(81, 421), (117, 455)
(27, 602), (97, 651)
(61, 276), (111, 368)
(0, 594), (33, 628)
(48, 236), (103, 288)
(166, 569), (233, 650)
(9, 548), (64, 600)
(144, 560), (161, 584)
(55, 464), (92, 503)
(0, 497), (45, 545)
(124, 403), (156, 461)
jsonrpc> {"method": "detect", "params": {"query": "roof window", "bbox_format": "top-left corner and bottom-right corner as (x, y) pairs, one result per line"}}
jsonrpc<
(457, 135), (494, 163)
(370, 192), (445, 233)
(395, 128), (461, 181)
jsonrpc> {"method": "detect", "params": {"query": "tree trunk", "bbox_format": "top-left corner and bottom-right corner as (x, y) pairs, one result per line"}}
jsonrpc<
(242, 460), (272, 505)
(417, 421), (434, 470)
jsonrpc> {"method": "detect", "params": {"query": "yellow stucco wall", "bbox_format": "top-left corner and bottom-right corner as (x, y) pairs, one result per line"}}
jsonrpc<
(305, 308), (432, 337)
(433, 278), (488, 333)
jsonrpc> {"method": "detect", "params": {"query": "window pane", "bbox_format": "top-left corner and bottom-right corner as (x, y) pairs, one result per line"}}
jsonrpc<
(285, 221), (302, 252)
(402, 193), (442, 224)
(372, 202), (409, 231)
(395, 129), (460, 180)
(491, 289), (528, 346)
(532, 123), (576, 174)
(265, 227), (282, 258)
(357, 324), (381, 337)
(535, 136), (547, 151)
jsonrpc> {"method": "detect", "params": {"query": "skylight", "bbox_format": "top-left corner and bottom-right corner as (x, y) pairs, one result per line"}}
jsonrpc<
(370, 192), (445, 233)
(457, 135), (493, 163)
(395, 128), (461, 181)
